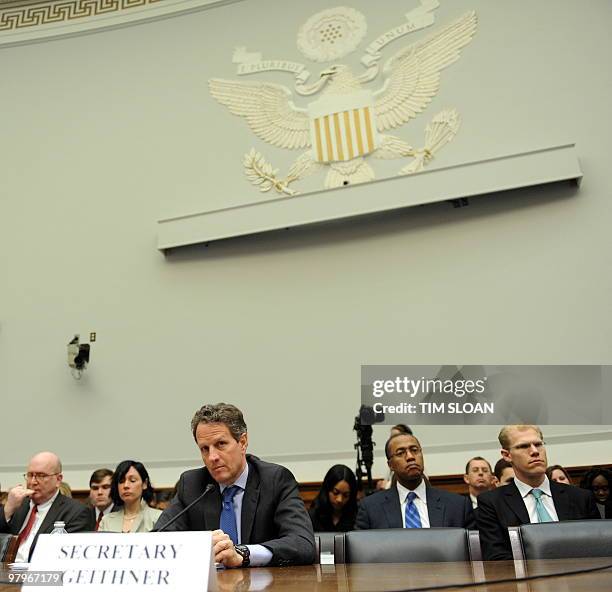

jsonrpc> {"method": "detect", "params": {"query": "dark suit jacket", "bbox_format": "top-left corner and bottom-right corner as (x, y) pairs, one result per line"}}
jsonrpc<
(155, 455), (315, 566)
(476, 481), (600, 560)
(88, 503), (118, 526)
(0, 493), (94, 559)
(355, 485), (476, 530)
(462, 492), (479, 521)
(308, 505), (356, 532)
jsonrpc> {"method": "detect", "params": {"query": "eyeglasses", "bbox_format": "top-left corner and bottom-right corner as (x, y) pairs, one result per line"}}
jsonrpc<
(391, 446), (422, 459)
(24, 472), (60, 481)
(509, 441), (546, 451)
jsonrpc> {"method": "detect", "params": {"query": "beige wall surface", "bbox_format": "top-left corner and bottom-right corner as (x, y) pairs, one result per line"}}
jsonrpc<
(0, 0), (611, 489)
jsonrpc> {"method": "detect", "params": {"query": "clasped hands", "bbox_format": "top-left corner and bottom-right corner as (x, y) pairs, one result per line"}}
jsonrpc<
(212, 529), (244, 568)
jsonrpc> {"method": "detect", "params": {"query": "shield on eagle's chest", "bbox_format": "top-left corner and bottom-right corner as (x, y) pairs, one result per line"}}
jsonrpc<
(308, 91), (378, 163)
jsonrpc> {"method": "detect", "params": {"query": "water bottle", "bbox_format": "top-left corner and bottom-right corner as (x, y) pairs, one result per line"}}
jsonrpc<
(51, 521), (67, 534)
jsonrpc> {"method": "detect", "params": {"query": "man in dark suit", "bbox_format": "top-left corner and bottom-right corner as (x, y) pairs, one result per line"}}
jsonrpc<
(88, 468), (115, 530)
(0, 451), (94, 561)
(463, 456), (495, 513)
(155, 403), (315, 567)
(356, 433), (475, 529)
(477, 425), (600, 560)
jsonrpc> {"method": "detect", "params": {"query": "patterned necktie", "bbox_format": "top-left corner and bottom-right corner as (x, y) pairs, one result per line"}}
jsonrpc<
(220, 485), (240, 544)
(531, 488), (553, 523)
(16, 505), (38, 549)
(405, 491), (422, 528)
(95, 510), (104, 531)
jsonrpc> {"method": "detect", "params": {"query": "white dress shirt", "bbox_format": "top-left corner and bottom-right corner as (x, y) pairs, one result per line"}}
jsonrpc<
(396, 479), (430, 528)
(513, 475), (559, 523)
(14, 490), (59, 563)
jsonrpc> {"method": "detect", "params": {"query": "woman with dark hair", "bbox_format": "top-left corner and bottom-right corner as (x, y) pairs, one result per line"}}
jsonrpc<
(309, 465), (358, 532)
(580, 467), (612, 519)
(546, 464), (571, 485)
(99, 460), (162, 532)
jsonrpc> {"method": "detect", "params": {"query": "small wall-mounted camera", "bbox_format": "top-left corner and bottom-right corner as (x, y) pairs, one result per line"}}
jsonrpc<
(68, 334), (90, 379)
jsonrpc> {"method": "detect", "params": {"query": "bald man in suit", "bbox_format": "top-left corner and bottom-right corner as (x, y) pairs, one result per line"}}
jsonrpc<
(0, 452), (93, 561)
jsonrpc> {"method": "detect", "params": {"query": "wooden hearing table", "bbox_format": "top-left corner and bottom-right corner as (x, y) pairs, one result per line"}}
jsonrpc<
(2, 558), (612, 591)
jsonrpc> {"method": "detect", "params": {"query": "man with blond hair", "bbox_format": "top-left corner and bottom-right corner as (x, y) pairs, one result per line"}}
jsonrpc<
(477, 425), (599, 560)
(0, 452), (93, 561)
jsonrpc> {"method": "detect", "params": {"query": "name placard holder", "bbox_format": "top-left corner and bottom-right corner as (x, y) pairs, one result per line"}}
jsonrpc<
(24, 532), (217, 591)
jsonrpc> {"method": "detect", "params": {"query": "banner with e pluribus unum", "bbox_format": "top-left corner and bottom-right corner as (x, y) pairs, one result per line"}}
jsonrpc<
(208, 1), (477, 195)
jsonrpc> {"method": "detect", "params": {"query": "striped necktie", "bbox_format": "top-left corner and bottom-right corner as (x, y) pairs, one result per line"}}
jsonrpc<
(405, 491), (422, 528)
(531, 488), (554, 523)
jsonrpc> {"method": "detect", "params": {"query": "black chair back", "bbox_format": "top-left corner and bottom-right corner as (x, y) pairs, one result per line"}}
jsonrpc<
(334, 528), (472, 563)
(518, 520), (612, 560)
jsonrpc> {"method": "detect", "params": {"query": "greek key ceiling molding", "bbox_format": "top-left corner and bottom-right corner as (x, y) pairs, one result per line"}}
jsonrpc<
(0, 0), (241, 45)
(0, 0), (162, 32)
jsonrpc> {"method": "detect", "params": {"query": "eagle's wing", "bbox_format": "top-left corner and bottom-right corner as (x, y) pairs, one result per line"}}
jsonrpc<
(209, 78), (311, 150)
(373, 11), (477, 132)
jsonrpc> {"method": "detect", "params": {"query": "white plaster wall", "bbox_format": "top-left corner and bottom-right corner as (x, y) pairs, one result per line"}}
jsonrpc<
(0, 0), (610, 489)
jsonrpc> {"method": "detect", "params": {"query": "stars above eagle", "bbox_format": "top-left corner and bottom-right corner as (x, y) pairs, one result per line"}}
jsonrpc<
(208, 11), (477, 191)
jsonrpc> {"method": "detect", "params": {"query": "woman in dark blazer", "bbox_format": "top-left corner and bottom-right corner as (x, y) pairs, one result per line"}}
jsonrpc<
(309, 465), (358, 532)
(580, 467), (612, 519)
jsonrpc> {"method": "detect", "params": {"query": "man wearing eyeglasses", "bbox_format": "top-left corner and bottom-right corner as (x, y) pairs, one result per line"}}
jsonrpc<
(0, 451), (94, 562)
(355, 433), (475, 530)
(476, 425), (599, 560)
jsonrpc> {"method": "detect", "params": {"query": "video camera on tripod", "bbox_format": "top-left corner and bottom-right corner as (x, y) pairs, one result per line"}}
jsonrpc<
(353, 405), (385, 493)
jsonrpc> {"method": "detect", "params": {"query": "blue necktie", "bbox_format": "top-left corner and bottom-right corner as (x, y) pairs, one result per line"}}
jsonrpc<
(531, 488), (553, 523)
(220, 485), (240, 544)
(405, 491), (422, 528)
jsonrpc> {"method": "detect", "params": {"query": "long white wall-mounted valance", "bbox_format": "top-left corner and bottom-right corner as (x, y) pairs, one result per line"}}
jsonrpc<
(157, 142), (582, 250)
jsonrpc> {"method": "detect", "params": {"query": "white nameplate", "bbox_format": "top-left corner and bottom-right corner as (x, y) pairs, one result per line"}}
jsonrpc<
(24, 532), (217, 591)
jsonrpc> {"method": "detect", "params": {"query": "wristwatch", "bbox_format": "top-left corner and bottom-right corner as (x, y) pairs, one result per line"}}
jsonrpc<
(234, 544), (250, 567)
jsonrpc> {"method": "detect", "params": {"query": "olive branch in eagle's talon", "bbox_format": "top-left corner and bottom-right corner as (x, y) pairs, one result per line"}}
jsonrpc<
(243, 149), (298, 196)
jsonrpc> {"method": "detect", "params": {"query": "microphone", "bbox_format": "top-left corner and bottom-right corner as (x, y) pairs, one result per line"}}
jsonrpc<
(154, 483), (215, 532)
